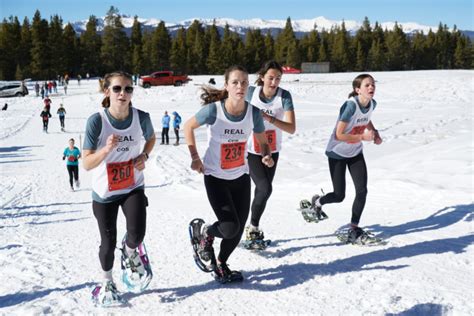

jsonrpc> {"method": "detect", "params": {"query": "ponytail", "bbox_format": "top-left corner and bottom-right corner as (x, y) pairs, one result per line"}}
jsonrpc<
(348, 73), (374, 99)
(200, 65), (248, 105)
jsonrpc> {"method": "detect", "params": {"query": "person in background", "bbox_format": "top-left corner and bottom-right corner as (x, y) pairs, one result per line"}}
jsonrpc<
(40, 107), (52, 133)
(63, 138), (81, 191)
(172, 111), (182, 145)
(244, 60), (296, 246)
(184, 65), (274, 283)
(82, 71), (156, 306)
(310, 73), (382, 244)
(57, 103), (67, 131)
(161, 111), (170, 145)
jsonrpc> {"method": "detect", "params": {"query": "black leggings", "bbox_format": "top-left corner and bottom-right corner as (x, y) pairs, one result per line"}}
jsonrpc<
(174, 128), (179, 143)
(92, 189), (148, 271)
(161, 127), (169, 144)
(59, 116), (65, 128)
(204, 174), (250, 263)
(66, 165), (79, 187)
(248, 152), (279, 227)
(319, 153), (368, 225)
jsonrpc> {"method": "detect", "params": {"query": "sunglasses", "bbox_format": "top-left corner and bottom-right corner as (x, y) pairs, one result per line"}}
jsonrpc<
(111, 85), (134, 94)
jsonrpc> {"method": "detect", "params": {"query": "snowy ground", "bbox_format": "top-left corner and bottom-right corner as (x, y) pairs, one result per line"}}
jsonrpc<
(0, 70), (473, 315)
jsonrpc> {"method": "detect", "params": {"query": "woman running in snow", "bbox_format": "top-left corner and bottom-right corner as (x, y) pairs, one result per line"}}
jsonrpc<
(245, 60), (296, 246)
(63, 138), (81, 191)
(82, 71), (156, 306)
(184, 65), (274, 283)
(310, 73), (382, 244)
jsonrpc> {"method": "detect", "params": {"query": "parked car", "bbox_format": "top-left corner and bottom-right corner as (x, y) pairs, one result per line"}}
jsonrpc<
(139, 71), (191, 88)
(0, 82), (29, 97)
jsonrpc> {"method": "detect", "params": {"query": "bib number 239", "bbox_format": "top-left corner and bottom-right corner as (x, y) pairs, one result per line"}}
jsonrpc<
(220, 142), (246, 169)
(106, 160), (135, 191)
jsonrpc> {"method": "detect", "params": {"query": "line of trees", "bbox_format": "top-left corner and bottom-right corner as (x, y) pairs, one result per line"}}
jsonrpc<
(0, 6), (472, 81)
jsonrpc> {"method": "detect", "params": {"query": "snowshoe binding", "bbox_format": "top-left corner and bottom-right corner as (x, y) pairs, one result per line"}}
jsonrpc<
(297, 194), (328, 223)
(335, 226), (386, 246)
(120, 234), (153, 293)
(213, 262), (243, 284)
(188, 218), (216, 273)
(243, 226), (271, 250)
(91, 280), (125, 307)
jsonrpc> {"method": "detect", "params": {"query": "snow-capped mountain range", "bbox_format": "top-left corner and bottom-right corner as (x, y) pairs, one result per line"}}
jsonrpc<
(69, 15), (451, 37)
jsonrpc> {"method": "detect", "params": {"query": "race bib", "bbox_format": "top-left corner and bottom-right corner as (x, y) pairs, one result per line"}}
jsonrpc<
(106, 160), (135, 191)
(253, 130), (277, 153)
(67, 155), (76, 162)
(220, 142), (246, 169)
(348, 125), (367, 144)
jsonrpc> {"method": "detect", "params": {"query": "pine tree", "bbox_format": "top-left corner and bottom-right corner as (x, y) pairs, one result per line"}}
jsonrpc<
(0, 16), (21, 80)
(367, 39), (385, 71)
(100, 6), (130, 73)
(330, 22), (351, 72)
(206, 22), (223, 74)
(385, 22), (409, 70)
(19, 17), (32, 79)
(151, 21), (171, 70)
(244, 29), (265, 72)
(80, 15), (102, 76)
(220, 24), (237, 69)
(263, 30), (274, 62)
(411, 31), (427, 69)
(453, 32), (471, 69)
(170, 27), (187, 73)
(48, 15), (65, 79)
(131, 16), (144, 75)
(30, 10), (50, 79)
(186, 20), (206, 74)
(353, 17), (372, 71)
(275, 17), (297, 65)
(63, 23), (78, 76)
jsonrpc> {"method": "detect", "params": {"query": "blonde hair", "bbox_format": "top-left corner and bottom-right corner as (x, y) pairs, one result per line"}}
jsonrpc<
(200, 65), (248, 104)
(101, 71), (133, 108)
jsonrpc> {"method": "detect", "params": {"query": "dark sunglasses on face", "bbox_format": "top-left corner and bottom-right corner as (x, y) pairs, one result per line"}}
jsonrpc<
(111, 85), (134, 94)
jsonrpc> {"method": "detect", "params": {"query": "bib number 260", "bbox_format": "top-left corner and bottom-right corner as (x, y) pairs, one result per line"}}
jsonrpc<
(106, 160), (135, 191)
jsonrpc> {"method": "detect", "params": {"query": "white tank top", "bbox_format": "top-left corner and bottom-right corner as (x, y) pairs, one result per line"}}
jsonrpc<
(203, 102), (254, 180)
(92, 107), (145, 199)
(326, 97), (374, 158)
(247, 86), (284, 154)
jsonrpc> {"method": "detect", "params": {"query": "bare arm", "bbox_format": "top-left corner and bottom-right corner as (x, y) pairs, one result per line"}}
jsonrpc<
(254, 132), (275, 168)
(82, 134), (118, 171)
(335, 121), (374, 143)
(262, 110), (296, 134)
(184, 116), (204, 173)
(367, 121), (382, 145)
(133, 133), (157, 171)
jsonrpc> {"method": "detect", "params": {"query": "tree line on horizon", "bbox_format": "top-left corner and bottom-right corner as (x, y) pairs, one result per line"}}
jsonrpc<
(0, 6), (472, 81)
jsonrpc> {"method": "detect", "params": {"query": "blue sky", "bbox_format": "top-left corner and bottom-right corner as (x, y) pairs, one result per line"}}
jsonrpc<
(1, 0), (473, 30)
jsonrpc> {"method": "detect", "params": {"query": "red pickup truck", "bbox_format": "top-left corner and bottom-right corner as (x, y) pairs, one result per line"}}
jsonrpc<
(139, 71), (191, 88)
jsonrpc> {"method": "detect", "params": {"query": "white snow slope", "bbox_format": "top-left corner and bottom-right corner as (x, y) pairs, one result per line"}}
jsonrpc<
(0, 70), (473, 315)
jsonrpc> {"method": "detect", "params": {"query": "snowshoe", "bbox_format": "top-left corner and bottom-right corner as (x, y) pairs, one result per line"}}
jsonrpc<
(188, 218), (216, 273)
(335, 226), (386, 246)
(297, 195), (328, 223)
(120, 234), (153, 293)
(243, 226), (271, 250)
(91, 281), (125, 307)
(213, 262), (243, 284)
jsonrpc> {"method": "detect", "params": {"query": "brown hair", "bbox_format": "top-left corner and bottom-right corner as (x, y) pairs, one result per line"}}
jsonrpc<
(348, 74), (375, 98)
(101, 71), (133, 108)
(255, 60), (283, 86)
(200, 65), (248, 104)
